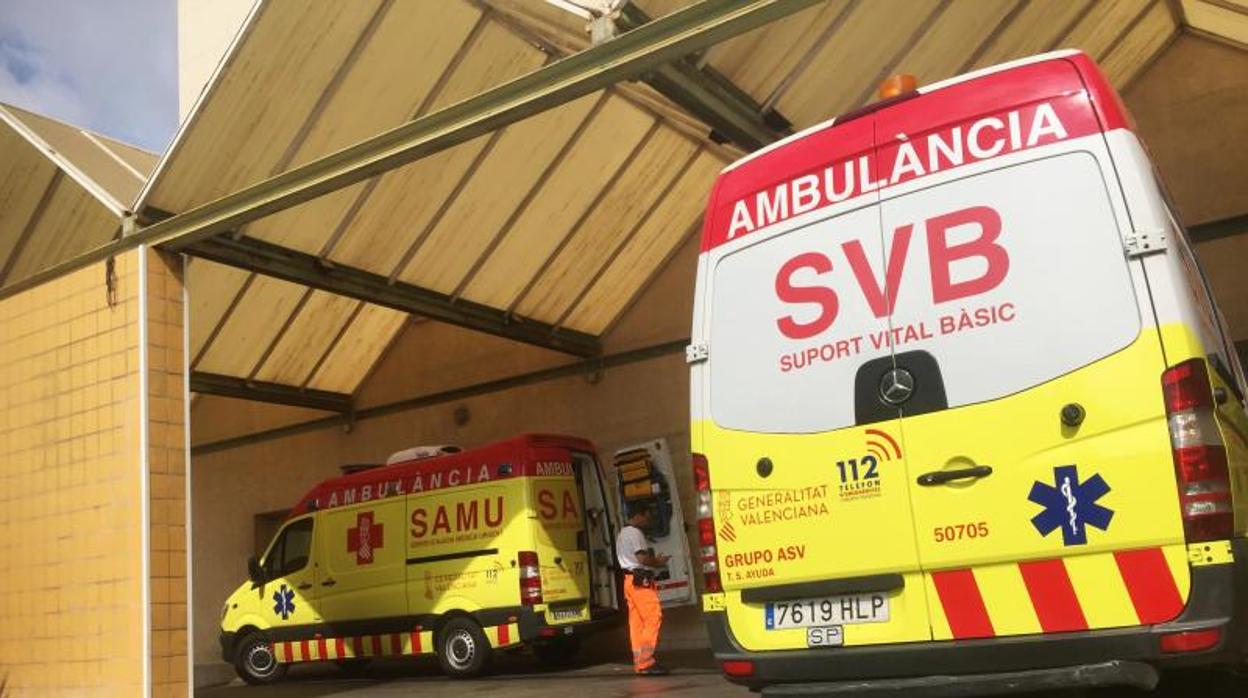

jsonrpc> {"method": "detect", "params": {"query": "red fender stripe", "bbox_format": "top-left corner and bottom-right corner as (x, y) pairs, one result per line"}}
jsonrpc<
(317, 637), (328, 660)
(390, 633), (403, 656)
(497, 623), (510, 645)
(932, 569), (995, 639)
(335, 637), (346, 659)
(371, 634), (383, 657)
(410, 631), (422, 654)
(1115, 548), (1184, 624)
(1018, 559), (1088, 633)
(353, 635), (364, 658)
(299, 640), (310, 662)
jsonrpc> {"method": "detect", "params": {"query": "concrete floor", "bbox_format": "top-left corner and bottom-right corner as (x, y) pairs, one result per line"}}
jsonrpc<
(198, 649), (1245, 698)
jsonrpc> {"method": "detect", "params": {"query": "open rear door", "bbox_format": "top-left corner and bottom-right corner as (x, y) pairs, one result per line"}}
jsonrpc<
(612, 441), (695, 608)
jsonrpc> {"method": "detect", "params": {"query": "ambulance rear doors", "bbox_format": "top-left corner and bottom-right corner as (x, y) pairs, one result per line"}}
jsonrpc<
(872, 58), (1188, 643)
(527, 443), (617, 624)
(696, 112), (931, 651)
(695, 55), (1188, 654)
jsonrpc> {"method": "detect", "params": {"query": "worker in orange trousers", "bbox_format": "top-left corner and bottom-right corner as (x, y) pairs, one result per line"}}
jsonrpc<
(617, 502), (670, 675)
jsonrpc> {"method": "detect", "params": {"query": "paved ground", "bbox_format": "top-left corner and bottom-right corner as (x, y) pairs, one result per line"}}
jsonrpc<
(199, 650), (1245, 697)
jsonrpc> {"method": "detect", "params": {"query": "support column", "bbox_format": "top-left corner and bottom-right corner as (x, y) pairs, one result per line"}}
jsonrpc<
(142, 248), (190, 697)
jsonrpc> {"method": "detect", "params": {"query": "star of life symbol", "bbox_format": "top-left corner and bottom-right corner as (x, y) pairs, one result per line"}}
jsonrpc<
(1028, 465), (1113, 546)
(347, 511), (384, 565)
(272, 584), (296, 620)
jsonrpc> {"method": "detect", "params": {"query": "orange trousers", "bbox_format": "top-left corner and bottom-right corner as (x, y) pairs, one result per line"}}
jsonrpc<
(624, 578), (662, 671)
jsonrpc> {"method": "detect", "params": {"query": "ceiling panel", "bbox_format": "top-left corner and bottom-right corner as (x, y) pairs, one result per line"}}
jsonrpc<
(461, 94), (656, 309)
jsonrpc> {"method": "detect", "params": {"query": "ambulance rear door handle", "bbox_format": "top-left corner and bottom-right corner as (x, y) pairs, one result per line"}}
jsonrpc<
(321, 579), (336, 587)
(916, 465), (993, 486)
(297, 582), (313, 590)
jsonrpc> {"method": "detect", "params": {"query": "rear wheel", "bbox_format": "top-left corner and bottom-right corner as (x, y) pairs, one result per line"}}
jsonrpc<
(437, 617), (492, 678)
(233, 631), (287, 685)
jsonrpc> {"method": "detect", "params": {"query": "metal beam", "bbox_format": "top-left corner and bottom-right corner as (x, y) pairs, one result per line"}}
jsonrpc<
(183, 234), (601, 357)
(615, 3), (789, 150)
(193, 338), (688, 456)
(1190, 213), (1248, 245)
(486, 0), (789, 151)
(133, 0), (818, 253)
(190, 371), (354, 412)
(1, 0), (819, 301)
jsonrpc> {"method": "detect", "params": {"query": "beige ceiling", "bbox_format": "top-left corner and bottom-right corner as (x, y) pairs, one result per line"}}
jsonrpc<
(5, 0), (1244, 402)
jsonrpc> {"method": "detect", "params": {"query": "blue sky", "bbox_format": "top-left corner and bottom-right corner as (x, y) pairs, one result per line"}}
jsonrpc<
(0, 0), (177, 153)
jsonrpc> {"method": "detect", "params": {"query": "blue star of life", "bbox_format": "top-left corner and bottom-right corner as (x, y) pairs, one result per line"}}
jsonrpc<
(273, 584), (296, 620)
(1028, 465), (1113, 546)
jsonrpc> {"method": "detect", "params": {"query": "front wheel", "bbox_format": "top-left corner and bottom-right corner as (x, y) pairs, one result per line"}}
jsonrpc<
(233, 631), (288, 685)
(437, 617), (492, 678)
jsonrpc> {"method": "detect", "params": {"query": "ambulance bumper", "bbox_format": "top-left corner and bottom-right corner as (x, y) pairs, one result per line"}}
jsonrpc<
(522, 604), (624, 643)
(708, 542), (1248, 692)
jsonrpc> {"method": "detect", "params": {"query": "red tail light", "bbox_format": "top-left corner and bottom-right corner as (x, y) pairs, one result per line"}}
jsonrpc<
(1160, 628), (1221, 653)
(1162, 360), (1233, 543)
(721, 660), (755, 677)
(692, 453), (723, 593)
(519, 551), (543, 605)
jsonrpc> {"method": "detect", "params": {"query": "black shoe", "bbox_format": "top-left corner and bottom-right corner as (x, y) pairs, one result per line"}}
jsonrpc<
(637, 665), (670, 676)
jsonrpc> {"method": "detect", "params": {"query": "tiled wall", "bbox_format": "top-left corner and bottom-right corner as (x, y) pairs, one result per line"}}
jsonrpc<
(145, 250), (189, 697)
(0, 248), (188, 696)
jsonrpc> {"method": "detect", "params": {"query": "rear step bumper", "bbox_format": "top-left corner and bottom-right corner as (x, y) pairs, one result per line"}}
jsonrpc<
(760, 660), (1157, 697)
(522, 605), (623, 644)
(708, 540), (1248, 691)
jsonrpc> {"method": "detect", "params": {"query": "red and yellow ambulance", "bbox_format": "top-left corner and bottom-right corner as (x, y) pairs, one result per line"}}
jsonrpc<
(689, 50), (1248, 693)
(219, 434), (620, 684)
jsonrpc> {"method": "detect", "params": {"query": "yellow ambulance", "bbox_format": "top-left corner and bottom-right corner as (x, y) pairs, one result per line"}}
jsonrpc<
(219, 434), (620, 684)
(690, 51), (1248, 693)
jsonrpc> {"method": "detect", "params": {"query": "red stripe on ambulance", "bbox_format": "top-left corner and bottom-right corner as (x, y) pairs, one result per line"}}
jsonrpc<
(701, 57), (1123, 253)
(932, 569), (995, 639)
(1115, 548), (1184, 624)
(1018, 559), (1088, 633)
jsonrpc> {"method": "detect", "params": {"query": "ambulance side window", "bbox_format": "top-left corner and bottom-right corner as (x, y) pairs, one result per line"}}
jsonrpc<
(265, 518), (314, 578)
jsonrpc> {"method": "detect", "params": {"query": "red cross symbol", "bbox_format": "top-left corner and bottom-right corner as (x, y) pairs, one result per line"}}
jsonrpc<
(347, 511), (384, 565)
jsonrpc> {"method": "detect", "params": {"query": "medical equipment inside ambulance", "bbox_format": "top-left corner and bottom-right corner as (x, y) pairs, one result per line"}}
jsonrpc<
(612, 440), (694, 607)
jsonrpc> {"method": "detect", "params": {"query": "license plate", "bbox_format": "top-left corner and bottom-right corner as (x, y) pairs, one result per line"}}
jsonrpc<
(807, 625), (843, 647)
(549, 607), (585, 622)
(765, 593), (889, 630)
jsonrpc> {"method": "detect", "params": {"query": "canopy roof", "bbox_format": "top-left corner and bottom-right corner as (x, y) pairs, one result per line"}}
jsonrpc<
(4, 0), (1245, 412)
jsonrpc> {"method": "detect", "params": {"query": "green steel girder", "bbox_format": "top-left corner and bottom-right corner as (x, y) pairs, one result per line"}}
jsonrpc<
(615, 2), (791, 150)
(1189, 213), (1248, 244)
(0, 0), (822, 300)
(135, 0), (821, 253)
(184, 235), (601, 357)
(189, 371), (354, 412)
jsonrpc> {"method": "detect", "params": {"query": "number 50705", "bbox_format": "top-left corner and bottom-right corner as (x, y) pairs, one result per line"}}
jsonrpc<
(933, 522), (989, 543)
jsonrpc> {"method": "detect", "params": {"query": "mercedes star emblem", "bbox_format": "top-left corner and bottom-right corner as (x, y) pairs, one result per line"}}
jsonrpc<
(879, 368), (915, 405)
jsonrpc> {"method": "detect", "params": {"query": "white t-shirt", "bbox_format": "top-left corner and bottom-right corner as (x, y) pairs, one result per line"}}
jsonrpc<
(616, 525), (650, 571)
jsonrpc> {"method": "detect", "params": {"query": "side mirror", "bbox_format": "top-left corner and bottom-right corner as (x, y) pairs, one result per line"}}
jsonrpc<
(247, 556), (265, 585)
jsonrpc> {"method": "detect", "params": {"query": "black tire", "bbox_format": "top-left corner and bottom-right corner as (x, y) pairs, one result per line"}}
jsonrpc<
(233, 630), (288, 685)
(335, 658), (372, 676)
(437, 617), (492, 678)
(533, 637), (581, 667)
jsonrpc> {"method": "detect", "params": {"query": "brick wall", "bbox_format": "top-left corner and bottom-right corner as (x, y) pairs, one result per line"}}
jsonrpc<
(0, 247), (188, 696)
(145, 250), (189, 697)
